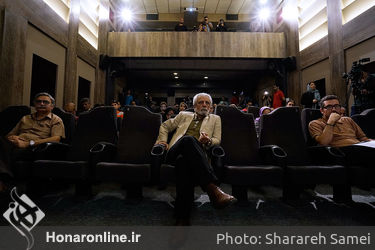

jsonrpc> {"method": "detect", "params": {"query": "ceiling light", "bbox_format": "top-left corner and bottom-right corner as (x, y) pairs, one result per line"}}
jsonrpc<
(175, 76), (179, 79)
(121, 8), (133, 22)
(204, 76), (208, 79)
(173, 72), (178, 75)
(259, 8), (270, 21)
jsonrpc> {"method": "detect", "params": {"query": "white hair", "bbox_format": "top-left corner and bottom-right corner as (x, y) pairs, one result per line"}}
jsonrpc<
(192, 93), (212, 106)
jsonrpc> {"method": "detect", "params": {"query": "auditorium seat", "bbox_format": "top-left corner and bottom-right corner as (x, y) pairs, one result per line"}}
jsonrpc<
(215, 106), (286, 201)
(260, 107), (348, 201)
(52, 107), (76, 144)
(31, 106), (118, 195)
(12, 107), (77, 180)
(0, 105), (31, 136)
(301, 108), (322, 146)
(92, 106), (161, 198)
(247, 106), (260, 118)
(351, 108), (375, 139)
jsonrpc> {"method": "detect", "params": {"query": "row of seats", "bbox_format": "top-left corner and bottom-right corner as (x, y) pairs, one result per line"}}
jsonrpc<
(0, 105), (374, 201)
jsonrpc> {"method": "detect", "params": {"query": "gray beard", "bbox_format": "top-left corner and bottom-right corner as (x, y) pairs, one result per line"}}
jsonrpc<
(196, 108), (209, 116)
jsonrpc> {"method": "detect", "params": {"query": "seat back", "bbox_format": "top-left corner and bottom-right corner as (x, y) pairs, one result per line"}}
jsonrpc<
(260, 107), (309, 165)
(116, 106), (162, 163)
(68, 106), (118, 160)
(0, 106), (31, 136)
(52, 107), (76, 144)
(247, 106), (260, 118)
(301, 108), (322, 146)
(351, 108), (375, 139)
(216, 106), (259, 165)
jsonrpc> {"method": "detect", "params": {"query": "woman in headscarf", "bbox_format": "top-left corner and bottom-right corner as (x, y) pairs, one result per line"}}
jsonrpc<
(254, 106), (272, 138)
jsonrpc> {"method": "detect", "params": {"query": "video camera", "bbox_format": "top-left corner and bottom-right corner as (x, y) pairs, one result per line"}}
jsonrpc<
(342, 58), (370, 87)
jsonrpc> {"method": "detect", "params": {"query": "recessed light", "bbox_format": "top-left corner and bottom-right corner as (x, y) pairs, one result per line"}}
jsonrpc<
(204, 76), (208, 79)
(175, 76), (179, 79)
(173, 72), (178, 75)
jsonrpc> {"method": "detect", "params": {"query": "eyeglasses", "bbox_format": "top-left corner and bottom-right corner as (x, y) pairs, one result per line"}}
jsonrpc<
(323, 104), (341, 110)
(35, 100), (51, 105)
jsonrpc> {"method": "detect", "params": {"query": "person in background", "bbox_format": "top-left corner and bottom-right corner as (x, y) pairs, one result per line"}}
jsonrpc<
(175, 17), (188, 31)
(286, 99), (295, 107)
(162, 107), (175, 122)
(124, 90), (133, 106)
(198, 16), (213, 32)
(111, 100), (124, 119)
(159, 101), (167, 115)
(179, 102), (188, 112)
(77, 98), (91, 116)
(216, 19), (227, 32)
(255, 106), (272, 138)
(272, 84), (285, 109)
(241, 101), (254, 112)
(308, 82), (321, 109)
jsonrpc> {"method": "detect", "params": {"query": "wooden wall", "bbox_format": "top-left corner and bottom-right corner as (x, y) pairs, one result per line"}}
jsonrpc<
(107, 32), (286, 58)
(0, 0), (109, 110)
(276, 1), (375, 107)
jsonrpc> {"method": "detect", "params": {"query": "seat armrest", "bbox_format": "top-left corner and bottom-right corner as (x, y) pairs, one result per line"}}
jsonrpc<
(210, 145), (225, 180)
(150, 144), (167, 185)
(32, 142), (71, 160)
(259, 145), (287, 167)
(151, 144), (166, 156)
(90, 142), (117, 166)
(308, 146), (345, 165)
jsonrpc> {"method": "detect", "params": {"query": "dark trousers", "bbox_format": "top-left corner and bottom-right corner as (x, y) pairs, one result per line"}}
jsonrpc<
(0, 137), (33, 180)
(166, 136), (218, 219)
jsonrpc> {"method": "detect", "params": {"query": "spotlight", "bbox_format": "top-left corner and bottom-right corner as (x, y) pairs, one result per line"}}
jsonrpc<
(173, 72), (178, 75)
(204, 76), (208, 79)
(259, 8), (270, 21)
(121, 8), (133, 22)
(175, 76), (179, 79)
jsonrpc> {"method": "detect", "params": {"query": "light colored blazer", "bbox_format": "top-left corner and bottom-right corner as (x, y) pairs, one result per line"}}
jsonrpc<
(156, 111), (221, 150)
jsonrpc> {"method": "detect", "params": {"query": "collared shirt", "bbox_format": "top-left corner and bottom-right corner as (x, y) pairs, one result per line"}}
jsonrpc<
(7, 112), (65, 141)
(309, 116), (368, 147)
(185, 114), (204, 141)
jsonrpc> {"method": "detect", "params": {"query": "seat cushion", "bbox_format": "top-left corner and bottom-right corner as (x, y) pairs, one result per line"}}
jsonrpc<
(33, 160), (87, 180)
(286, 165), (346, 185)
(223, 165), (283, 186)
(96, 162), (150, 183)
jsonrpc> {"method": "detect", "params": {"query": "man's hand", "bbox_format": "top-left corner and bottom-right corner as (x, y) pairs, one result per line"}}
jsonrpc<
(8, 136), (29, 148)
(327, 112), (341, 126)
(199, 132), (211, 145)
(155, 141), (169, 150)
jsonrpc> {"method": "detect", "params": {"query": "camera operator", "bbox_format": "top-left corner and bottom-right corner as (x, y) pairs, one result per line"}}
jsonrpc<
(344, 59), (375, 115)
(350, 68), (375, 115)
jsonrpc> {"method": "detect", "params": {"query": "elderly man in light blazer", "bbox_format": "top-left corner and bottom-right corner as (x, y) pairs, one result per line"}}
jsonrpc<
(155, 93), (236, 226)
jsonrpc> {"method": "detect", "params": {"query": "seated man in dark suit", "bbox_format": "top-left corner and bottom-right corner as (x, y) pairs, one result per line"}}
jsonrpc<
(155, 93), (236, 226)
(0, 92), (65, 192)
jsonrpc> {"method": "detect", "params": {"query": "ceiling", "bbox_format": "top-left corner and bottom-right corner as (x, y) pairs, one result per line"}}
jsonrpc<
(113, 58), (272, 89)
(113, 0), (278, 14)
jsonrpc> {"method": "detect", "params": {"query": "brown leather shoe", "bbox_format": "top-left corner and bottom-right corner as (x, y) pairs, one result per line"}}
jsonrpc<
(206, 183), (237, 209)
